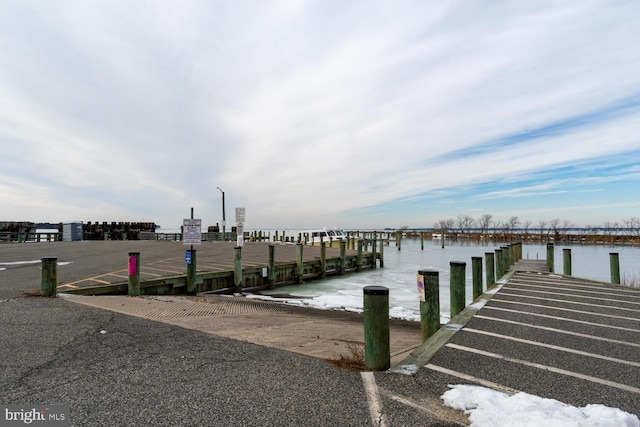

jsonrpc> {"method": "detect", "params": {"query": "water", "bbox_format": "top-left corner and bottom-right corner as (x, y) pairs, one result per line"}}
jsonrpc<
(257, 239), (640, 322)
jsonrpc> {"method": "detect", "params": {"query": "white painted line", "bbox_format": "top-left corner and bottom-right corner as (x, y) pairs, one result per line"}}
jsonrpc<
(474, 314), (640, 348)
(501, 287), (640, 306)
(463, 327), (640, 367)
(508, 280), (640, 298)
(498, 291), (640, 314)
(445, 343), (640, 394)
(360, 372), (388, 427)
(483, 306), (640, 333)
(425, 364), (520, 395)
(491, 298), (640, 322)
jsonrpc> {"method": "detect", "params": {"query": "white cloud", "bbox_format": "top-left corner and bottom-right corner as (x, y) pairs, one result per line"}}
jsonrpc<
(1, 1), (639, 229)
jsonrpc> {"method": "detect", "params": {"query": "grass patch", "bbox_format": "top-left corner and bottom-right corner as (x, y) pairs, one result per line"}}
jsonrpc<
(326, 342), (366, 371)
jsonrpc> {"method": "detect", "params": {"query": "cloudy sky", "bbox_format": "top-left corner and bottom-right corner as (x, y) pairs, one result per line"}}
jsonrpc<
(1, 1), (639, 230)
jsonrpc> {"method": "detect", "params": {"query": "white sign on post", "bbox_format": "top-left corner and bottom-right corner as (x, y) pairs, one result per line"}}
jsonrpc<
(183, 219), (202, 245)
(235, 208), (245, 247)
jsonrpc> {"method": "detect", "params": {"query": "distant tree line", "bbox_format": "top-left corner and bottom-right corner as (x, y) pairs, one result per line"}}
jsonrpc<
(399, 215), (640, 245)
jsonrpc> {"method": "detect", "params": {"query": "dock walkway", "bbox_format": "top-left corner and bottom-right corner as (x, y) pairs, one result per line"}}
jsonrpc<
(394, 259), (640, 415)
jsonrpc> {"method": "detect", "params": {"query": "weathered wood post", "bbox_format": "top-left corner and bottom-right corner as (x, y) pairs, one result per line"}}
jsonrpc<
(450, 261), (466, 318)
(610, 252), (620, 284)
(371, 232), (378, 269)
(234, 246), (242, 292)
(128, 252), (140, 296)
(41, 257), (57, 297)
(186, 249), (197, 293)
(501, 246), (511, 271)
(320, 242), (327, 279)
(418, 270), (440, 342)
(340, 240), (347, 274)
(420, 231), (424, 250)
(485, 252), (495, 288)
(397, 230), (402, 251)
(363, 286), (390, 371)
(546, 243), (555, 273)
(441, 229), (445, 249)
(472, 257), (483, 300)
(563, 248), (572, 276)
(296, 243), (304, 284)
(494, 248), (504, 278)
(355, 239), (362, 272)
(268, 244), (276, 289)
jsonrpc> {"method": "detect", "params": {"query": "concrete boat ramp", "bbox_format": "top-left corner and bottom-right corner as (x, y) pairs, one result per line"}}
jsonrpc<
(394, 259), (640, 415)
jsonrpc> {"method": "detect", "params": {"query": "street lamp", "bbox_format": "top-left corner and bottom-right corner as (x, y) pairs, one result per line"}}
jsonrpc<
(216, 186), (226, 241)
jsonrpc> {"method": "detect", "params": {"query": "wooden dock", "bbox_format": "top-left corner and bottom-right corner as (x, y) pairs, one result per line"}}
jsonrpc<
(394, 259), (640, 415)
(55, 241), (381, 296)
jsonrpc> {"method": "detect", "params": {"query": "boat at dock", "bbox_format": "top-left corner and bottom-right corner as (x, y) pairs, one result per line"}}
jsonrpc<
(307, 228), (348, 244)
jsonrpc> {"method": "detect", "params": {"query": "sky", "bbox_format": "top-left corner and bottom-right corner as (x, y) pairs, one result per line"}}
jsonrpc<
(1, 1), (639, 231)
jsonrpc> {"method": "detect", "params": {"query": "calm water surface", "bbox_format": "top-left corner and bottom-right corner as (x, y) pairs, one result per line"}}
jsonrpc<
(259, 239), (640, 321)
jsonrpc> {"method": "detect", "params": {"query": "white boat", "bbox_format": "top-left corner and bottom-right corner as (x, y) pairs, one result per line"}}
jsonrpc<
(306, 228), (348, 244)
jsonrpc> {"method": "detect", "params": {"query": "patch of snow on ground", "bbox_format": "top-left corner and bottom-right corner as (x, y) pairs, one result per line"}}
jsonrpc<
(441, 384), (640, 427)
(393, 364), (419, 375)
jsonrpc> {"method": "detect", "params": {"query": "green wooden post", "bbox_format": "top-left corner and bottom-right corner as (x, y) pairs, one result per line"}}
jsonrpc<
(610, 252), (620, 284)
(501, 246), (511, 270)
(472, 257), (483, 300)
(418, 270), (440, 342)
(420, 231), (424, 250)
(268, 245), (275, 289)
(355, 239), (362, 271)
(450, 261), (466, 318)
(397, 231), (402, 251)
(320, 242), (327, 278)
(563, 248), (572, 276)
(363, 286), (390, 371)
(275, 230), (278, 242)
(546, 243), (555, 272)
(186, 249), (197, 293)
(494, 249), (504, 278)
(41, 257), (57, 297)
(296, 243), (304, 284)
(234, 246), (242, 292)
(441, 229), (445, 249)
(379, 237), (384, 268)
(128, 252), (140, 296)
(371, 232), (378, 269)
(485, 252), (495, 288)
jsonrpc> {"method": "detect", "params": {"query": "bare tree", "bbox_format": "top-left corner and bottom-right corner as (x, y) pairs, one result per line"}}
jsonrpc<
(537, 219), (548, 241)
(477, 214), (493, 236)
(549, 218), (561, 241)
(623, 217), (640, 237)
(456, 214), (474, 235)
(523, 220), (532, 239)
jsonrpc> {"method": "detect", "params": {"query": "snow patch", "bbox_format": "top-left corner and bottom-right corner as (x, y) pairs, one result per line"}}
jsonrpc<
(393, 364), (419, 375)
(441, 384), (640, 427)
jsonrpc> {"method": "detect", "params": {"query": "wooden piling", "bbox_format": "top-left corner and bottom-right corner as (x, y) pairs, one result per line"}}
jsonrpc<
(234, 246), (242, 292)
(485, 252), (495, 288)
(128, 252), (140, 296)
(610, 252), (620, 284)
(371, 233), (378, 269)
(472, 257), (483, 300)
(546, 243), (555, 273)
(320, 242), (327, 279)
(186, 249), (197, 293)
(363, 286), (390, 371)
(268, 245), (275, 289)
(418, 270), (440, 342)
(450, 261), (466, 318)
(494, 249), (504, 278)
(296, 243), (304, 284)
(563, 248), (572, 276)
(41, 257), (58, 297)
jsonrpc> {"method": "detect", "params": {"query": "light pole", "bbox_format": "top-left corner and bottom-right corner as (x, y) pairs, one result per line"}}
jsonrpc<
(216, 186), (226, 241)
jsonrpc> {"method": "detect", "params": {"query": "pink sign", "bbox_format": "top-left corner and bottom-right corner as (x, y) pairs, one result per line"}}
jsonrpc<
(128, 256), (137, 275)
